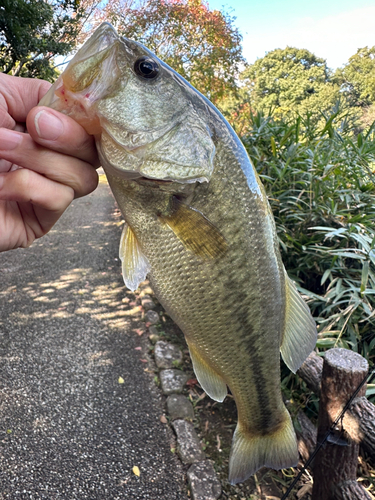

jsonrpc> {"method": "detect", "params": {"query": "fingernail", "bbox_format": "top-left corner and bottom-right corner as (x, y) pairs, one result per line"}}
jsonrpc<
(0, 128), (22, 150)
(35, 110), (64, 141)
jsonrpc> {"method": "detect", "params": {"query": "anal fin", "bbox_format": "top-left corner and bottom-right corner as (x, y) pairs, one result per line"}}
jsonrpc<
(280, 274), (317, 373)
(119, 223), (151, 292)
(187, 341), (227, 402)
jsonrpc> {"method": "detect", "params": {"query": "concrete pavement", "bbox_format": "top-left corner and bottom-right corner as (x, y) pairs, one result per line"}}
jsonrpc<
(0, 179), (188, 499)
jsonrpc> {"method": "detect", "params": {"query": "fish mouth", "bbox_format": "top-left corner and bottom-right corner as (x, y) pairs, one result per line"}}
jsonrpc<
(101, 161), (175, 184)
(100, 156), (204, 187)
(139, 177), (173, 185)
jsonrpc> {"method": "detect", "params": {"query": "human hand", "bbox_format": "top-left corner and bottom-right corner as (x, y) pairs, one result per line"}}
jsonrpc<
(0, 73), (99, 252)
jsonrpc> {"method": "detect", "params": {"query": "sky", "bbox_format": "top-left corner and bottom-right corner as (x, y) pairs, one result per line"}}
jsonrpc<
(206, 0), (375, 70)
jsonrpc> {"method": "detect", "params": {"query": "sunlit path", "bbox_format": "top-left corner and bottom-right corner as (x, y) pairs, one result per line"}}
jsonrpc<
(0, 177), (187, 499)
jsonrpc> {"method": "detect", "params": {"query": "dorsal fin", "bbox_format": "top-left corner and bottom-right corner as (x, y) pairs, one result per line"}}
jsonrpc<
(280, 274), (317, 373)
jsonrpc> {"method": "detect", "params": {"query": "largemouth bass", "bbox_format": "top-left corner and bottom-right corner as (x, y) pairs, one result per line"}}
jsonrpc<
(40, 23), (317, 484)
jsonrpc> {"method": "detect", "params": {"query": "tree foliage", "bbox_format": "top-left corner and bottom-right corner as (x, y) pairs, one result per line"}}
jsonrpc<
(94, 0), (245, 104)
(336, 46), (375, 108)
(0, 0), (95, 80)
(240, 47), (340, 120)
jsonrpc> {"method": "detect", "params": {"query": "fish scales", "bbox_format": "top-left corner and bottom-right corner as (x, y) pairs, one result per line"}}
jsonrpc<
(40, 23), (317, 484)
(108, 140), (286, 431)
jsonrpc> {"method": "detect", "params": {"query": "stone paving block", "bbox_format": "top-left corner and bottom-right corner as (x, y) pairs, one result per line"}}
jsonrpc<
(145, 310), (159, 325)
(148, 325), (159, 336)
(148, 325), (160, 344)
(141, 294), (155, 311)
(187, 460), (222, 500)
(155, 341), (183, 369)
(149, 334), (160, 344)
(172, 419), (205, 464)
(160, 369), (189, 395)
(167, 394), (195, 420)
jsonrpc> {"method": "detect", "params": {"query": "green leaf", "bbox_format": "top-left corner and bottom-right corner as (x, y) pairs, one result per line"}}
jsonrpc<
(271, 136), (277, 156)
(321, 269), (332, 285)
(360, 261), (370, 294)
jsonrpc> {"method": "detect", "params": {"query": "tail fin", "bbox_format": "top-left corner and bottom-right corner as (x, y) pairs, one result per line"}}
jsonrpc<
(228, 408), (298, 485)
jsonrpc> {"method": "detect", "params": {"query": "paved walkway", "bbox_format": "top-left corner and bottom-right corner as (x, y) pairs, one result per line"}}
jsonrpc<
(0, 179), (187, 499)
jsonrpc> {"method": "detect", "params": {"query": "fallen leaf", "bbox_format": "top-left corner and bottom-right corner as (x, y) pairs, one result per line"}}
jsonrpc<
(132, 465), (140, 477)
(118, 377), (125, 384)
(297, 484), (313, 498)
(216, 434), (221, 451)
(186, 378), (198, 387)
(160, 415), (167, 424)
(134, 328), (145, 336)
(197, 391), (207, 401)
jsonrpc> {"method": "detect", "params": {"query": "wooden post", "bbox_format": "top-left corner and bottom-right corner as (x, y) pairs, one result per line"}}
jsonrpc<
(311, 348), (371, 500)
(349, 396), (375, 461)
(297, 350), (375, 462)
(296, 410), (317, 462)
(297, 351), (323, 396)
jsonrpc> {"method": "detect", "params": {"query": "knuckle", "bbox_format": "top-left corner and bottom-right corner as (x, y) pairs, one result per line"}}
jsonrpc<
(74, 167), (99, 198)
(14, 167), (32, 190)
(76, 135), (99, 165)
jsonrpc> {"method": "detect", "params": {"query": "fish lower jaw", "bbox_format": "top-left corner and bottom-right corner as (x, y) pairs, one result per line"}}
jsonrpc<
(101, 167), (172, 184)
(100, 162), (205, 186)
(99, 161), (142, 181)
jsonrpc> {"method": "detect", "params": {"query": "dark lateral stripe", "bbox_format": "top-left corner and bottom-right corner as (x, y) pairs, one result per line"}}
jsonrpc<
(220, 222), (284, 432)
(224, 275), (275, 430)
(239, 316), (274, 431)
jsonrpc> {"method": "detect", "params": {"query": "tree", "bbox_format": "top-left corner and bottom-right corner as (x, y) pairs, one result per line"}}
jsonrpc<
(0, 0), (96, 81)
(93, 0), (245, 105)
(336, 46), (375, 108)
(240, 47), (340, 119)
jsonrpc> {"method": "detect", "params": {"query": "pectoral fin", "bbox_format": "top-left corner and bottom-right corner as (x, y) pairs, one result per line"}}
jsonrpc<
(187, 341), (227, 402)
(280, 274), (317, 373)
(159, 197), (227, 259)
(119, 223), (151, 291)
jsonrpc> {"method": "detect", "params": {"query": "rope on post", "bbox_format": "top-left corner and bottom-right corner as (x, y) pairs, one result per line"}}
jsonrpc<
(281, 348), (374, 500)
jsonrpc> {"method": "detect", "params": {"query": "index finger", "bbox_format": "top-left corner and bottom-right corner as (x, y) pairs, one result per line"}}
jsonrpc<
(0, 73), (51, 127)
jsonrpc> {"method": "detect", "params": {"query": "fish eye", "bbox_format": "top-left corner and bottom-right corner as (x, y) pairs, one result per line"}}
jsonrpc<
(134, 56), (160, 80)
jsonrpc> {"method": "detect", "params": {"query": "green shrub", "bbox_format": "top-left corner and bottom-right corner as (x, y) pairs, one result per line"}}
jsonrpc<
(241, 105), (375, 375)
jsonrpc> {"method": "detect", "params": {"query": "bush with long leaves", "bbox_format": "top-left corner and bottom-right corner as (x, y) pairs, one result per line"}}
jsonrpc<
(241, 106), (375, 378)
